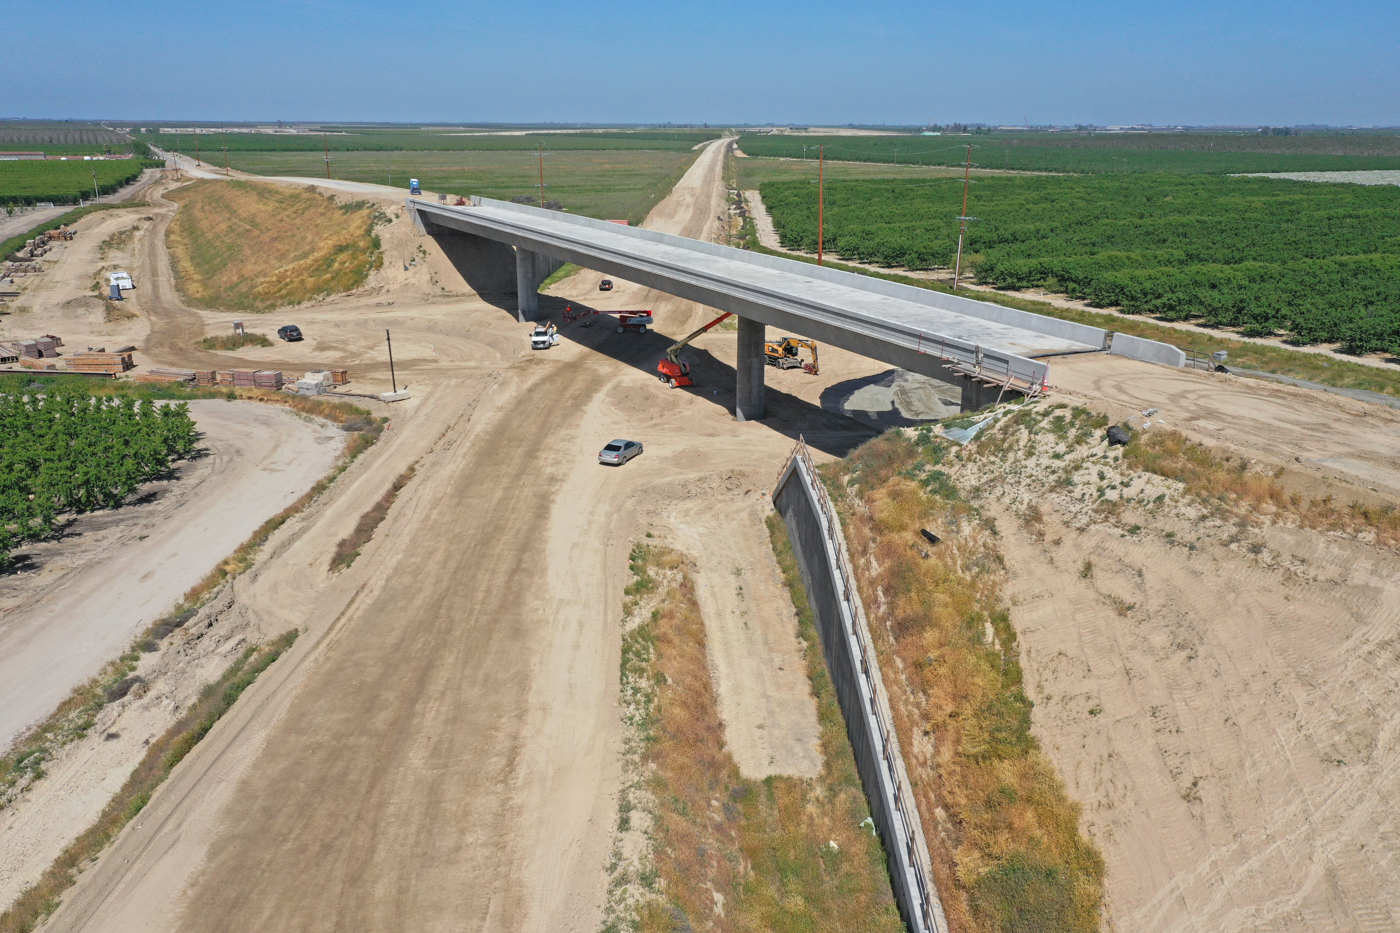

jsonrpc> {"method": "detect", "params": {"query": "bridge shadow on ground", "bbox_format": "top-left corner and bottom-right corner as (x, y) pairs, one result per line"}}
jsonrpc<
(535, 294), (878, 459)
(431, 234), (518, 312)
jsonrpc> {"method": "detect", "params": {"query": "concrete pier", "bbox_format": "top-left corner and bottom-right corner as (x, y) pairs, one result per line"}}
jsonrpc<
(735, 316), (766, 421)
(514, 248), (562, 321)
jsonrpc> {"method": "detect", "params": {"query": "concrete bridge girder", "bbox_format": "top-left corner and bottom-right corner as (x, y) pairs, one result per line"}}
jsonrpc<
(405, 198), (1146, 417)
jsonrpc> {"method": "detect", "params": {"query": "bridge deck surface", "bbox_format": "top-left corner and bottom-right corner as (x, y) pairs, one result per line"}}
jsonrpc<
(419, 200), (1093, 359)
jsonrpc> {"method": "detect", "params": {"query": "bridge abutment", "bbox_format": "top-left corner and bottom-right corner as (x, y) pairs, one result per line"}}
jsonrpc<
(735, 316), (766, 421)
(514, 248), (563, 321)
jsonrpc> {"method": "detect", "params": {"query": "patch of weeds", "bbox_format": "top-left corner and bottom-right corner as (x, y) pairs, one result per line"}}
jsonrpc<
(329, 462), (418, 571)
(0, 631), (298, 933)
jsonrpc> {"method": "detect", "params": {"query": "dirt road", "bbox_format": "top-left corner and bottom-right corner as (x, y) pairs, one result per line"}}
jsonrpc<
(0, 401), (343, 748)
(36, 136), (859, 933)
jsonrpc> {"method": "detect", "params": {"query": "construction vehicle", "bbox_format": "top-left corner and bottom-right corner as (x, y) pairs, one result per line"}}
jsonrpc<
(764, 336), (818, 375)
(613, 310), (652, 334)
(530, 321), (559, 350)
(409, 178), (421, 195)
(657, 312), (731, 387)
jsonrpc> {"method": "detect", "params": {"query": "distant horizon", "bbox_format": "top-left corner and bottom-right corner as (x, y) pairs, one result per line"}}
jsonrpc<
(3, 119), (1399, 133)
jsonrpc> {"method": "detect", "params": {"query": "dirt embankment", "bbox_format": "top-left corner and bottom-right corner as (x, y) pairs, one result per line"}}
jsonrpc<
(936, 383), (1400, 932)
(164, 180), (385, 311)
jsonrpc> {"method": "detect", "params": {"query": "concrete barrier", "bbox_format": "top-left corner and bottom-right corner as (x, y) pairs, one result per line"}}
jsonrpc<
(772, 440), (947, 933)
(1109, 333), (1186, 367)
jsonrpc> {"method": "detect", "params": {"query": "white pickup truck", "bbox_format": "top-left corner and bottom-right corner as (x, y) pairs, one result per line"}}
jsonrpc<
(530, 322), (560, 350)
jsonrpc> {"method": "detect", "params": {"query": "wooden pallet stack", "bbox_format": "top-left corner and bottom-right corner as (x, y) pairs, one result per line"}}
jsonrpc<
(135, 368), (197, 384)
(194, 370), (218, 386)
(66, 351), (135, 374)
(227, 369), (258, 388)
(253, 370), (284, 389)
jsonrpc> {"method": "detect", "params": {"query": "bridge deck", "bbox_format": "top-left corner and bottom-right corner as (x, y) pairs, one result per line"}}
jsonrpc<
(412, 198), (1095, 385)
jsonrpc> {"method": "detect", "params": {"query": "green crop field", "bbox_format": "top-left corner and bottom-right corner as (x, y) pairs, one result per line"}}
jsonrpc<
(0, 121), (135, 157)
(138, 128), (720, 154)
(0, 160), (161, 206)
(759, 173), (1400, 354)
(738, 133), (1400, 174)
(212, 148), (703, 225)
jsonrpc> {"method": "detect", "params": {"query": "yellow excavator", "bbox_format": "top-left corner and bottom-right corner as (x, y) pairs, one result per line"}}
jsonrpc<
(764, 337), (819, 375)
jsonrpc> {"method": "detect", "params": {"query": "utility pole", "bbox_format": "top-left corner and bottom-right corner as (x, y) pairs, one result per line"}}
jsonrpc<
(385, 329), (398, 394)
(537, 143), (546, 209)
(952, 144), (976, 290)
(91, 169), (99, 202)
(195, 135), (200, 166)
(222, 128), (229, 176)
(817, 145), (825, 266)
(324, 133), (331, 179)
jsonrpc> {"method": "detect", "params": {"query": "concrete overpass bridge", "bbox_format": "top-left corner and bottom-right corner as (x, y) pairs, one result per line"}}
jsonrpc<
(408, 196), (1183, 418)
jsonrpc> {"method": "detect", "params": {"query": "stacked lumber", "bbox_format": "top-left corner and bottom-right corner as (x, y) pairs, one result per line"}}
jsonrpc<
(136, 368), (197, 384)
(253, 370), (283, 389)
(216, 370), (234, 386)
(67, 351), (135, 374)
(194, 370), (217, 386)
(17, 339), (41, 359)
(35, 336), (58, 358)
(228, 369), (258, 387)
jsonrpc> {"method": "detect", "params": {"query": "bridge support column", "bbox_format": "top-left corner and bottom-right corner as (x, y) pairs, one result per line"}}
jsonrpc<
(735, 316), (766, 421)
(514, 248), (563, 321)
(958, 376), (1003, 412)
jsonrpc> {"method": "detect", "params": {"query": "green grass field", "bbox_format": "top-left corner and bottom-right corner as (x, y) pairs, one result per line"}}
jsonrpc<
(738, 133), (1400, 174)
(0, 160), (159, 205)
(139, 128), (719, 153)
(217, 148), (703, 224)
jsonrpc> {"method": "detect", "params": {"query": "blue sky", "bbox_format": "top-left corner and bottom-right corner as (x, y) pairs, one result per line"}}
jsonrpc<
(4, 0), (1396, 126)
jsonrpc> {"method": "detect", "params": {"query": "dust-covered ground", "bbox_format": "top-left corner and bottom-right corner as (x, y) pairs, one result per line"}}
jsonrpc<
(6, 137), (875, 933)
(941, 359), (1400, 933)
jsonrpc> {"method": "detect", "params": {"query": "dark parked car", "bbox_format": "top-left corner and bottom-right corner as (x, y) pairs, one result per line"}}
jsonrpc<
(598, 279), (613, 291)
(277, 325), (303, 342)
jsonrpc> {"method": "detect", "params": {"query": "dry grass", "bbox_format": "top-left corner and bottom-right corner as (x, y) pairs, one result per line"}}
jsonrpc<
(0, 631), (298, 933)
(96, 225), (136, 259)
(1125, 429), (1400, 547)
(165, 180), (385, 311)
(329, 463), (416, 571)
(196, 332), (273, 351)
(620, 543), (902, 933)
(828, 432), (1105, 933)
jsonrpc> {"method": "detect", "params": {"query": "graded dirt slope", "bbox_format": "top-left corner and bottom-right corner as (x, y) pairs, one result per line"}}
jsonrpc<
(165, 179), (382, 311)
(953, 360), (1400, 932)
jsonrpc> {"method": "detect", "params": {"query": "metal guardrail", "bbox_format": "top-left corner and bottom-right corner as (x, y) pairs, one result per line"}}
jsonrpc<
(774, 437), (945, 933)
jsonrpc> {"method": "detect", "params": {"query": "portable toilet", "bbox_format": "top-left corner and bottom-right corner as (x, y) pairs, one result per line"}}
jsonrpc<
(109, 283), (123, 300)
(409, 178), (421, 195)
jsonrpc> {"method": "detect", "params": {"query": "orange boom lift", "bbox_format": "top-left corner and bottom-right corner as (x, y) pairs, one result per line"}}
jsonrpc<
(656, 312), (732, 387)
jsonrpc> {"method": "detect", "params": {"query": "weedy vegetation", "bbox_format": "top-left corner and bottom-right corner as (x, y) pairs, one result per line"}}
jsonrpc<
(828, 429), (1105, 933)
(608, 543), (903, 933)
(196, 332), (274, 351)
(0, 632), (299, 933)
(165, 180), (386, 311)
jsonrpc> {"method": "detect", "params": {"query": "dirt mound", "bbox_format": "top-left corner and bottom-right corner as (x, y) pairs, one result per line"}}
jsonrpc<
(165, 180), (384, 312)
